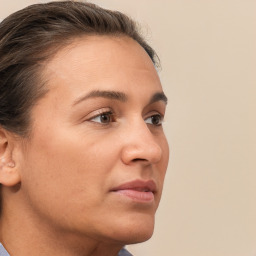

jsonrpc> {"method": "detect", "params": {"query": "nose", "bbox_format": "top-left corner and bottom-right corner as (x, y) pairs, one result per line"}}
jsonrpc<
(121, 121), (163, 166)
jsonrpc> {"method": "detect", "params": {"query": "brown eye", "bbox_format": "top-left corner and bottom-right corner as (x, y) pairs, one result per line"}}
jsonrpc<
(90, 111), (114, 124)
(145, 114), (163, 126)
(100, 113), (111, 123)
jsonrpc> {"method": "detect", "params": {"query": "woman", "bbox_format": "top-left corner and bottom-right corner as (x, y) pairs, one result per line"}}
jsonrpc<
(0, 1), (169, 256)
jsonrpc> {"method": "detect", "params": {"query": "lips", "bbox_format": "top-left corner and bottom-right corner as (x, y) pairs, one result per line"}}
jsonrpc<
(110, 180), (157, 202)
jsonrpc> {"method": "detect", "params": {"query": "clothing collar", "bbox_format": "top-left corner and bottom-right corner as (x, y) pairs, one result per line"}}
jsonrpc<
(0, 243), (133, 256)
(0, 243), (9, 256)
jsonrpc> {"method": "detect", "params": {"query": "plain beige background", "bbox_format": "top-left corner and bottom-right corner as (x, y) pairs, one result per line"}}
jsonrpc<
(1, 0), (256, 255)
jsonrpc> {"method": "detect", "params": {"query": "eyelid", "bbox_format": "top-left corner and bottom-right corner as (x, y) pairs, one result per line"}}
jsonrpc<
(83, 107), (165, 126)
(144, 114), (164, 126)
(144, 110), (165, 119)
(144, 113), (164, 125)
(86, 108), (117, 125)
(85, 108), (112, 120)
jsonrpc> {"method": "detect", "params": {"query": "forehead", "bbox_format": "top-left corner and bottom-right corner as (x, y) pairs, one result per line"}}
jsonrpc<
(40, 35), (162, 107)
(46, 35), (153, 67)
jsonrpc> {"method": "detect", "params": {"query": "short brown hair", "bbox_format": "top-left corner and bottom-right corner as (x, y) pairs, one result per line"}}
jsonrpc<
(0, 1), (159, 136)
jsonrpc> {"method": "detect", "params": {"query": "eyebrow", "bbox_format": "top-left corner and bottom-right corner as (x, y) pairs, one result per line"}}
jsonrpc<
(72, 90), (168, 106)
(73, 90), (127, 106)
(149, 92), (168, 105)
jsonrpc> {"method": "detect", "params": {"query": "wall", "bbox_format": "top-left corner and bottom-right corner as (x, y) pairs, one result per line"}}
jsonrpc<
(1, 0), (256, 255)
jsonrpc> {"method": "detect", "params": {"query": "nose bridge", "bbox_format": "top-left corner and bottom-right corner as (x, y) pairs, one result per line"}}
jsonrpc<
(121, 118), (162, 164)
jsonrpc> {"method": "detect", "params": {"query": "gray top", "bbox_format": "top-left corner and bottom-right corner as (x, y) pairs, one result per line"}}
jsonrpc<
(0, 244), (8, 256)
(0, 243), (133, 256)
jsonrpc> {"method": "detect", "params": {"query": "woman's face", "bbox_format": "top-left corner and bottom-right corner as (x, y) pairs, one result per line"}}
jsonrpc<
(19, 36), (169, 244)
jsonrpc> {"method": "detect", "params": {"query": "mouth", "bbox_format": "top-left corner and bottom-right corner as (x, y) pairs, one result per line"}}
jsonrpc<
(110, 179), (157, 203)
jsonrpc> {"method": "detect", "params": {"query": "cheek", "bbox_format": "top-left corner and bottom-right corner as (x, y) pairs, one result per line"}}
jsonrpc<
(19, 134), (119, 230)
(157, 135), (169, 185)
(160, 133), (169, 167)
(21, 129), (118, 205)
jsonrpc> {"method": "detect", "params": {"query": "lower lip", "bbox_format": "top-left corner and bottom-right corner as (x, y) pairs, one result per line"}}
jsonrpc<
(112, 189), (154, 203)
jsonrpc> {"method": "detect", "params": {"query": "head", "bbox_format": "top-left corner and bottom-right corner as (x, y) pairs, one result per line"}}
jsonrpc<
(0, 1), (169, 251)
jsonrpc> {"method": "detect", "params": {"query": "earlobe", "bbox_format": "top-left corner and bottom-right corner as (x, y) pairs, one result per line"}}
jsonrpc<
(0, 129), (21, 186)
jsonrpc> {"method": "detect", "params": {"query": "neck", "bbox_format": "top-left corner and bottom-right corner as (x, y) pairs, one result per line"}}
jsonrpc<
(1, 222), (122, 256)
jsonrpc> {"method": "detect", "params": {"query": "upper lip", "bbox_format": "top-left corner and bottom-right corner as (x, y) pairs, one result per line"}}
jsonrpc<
(111, 179), (157, 193)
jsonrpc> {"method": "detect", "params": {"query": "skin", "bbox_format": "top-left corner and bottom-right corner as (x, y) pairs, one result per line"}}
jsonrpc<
(0, 35), (169, 256)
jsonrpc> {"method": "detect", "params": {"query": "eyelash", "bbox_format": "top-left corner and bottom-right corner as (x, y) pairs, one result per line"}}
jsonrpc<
(88, 110), (163, 126)
(145, 114), (164, 126)
(89, 111), (116, 124)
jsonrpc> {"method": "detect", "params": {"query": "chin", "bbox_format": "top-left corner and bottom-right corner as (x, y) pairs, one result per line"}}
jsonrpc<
(109, 214), (155, 244)
(125, 229), (154, 244)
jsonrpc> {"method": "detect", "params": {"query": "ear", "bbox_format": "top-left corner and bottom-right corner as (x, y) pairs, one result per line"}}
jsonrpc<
(0, 128), (21, 186)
